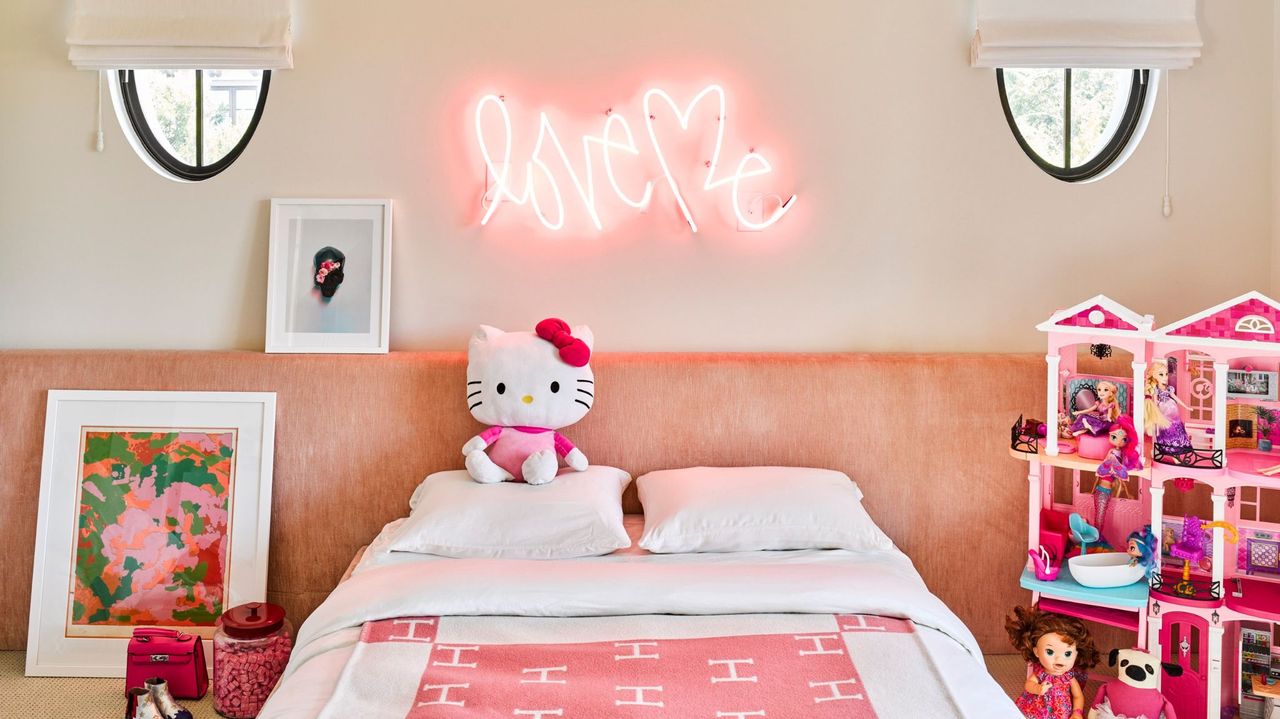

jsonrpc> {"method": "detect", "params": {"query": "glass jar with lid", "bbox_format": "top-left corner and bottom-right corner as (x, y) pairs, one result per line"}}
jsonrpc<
(212, 602), (293, 718)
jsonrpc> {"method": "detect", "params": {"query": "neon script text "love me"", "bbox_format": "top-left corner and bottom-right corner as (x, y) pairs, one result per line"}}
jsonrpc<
(475, 84), (796, 233)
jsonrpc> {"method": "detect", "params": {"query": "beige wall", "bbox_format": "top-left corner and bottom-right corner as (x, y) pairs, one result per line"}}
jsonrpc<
(0, 1), (1275, 352)
(1274, 1), (1280, 293)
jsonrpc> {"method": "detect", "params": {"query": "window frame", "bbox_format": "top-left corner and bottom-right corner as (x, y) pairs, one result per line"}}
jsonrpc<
(116, 69), (271, 182)
(1236, 315), (1275, 334)
(996, 68), (1150, 183)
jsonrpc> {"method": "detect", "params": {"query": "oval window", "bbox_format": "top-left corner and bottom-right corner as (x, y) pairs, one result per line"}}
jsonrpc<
(997, 68), (1152, 183)
(116, 69), (271, 182)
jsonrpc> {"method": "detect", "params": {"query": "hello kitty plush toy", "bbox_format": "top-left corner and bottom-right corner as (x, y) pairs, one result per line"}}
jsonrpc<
(461, 318), (594, 485)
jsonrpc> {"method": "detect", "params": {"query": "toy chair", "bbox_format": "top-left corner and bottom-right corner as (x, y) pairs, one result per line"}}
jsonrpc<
(1169, 515), (1238, 597)
(1070, 513), (1101, 555)
(1039, 508), (1074, 562)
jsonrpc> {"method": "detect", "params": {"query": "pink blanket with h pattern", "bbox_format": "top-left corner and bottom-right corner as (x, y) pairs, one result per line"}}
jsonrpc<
(266, 541), (1018, 718)
(322, 613), (926, 718)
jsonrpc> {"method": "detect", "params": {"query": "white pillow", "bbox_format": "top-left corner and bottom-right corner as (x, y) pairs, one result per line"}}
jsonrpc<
(391, 466), (633, 559)
(637, 466), (893, 553)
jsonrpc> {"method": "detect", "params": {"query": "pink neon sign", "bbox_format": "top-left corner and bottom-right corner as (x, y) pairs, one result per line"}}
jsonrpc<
(474, 84), (796, 232)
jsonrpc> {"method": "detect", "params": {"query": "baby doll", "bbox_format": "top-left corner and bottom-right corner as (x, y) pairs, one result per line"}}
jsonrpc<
(1094, 416), (1141, 536)
(1006, 606), (1100, 719)
(461, 318), (594, 485)
(1145, 358), (1192, 452)
(1070, 381), (1121, 437)
(1125, 525), (1159, 578)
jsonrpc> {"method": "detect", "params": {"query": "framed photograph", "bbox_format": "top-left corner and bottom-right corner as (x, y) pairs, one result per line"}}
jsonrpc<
(1226, 369), (1279, 401)
(266, 198), (392, 353)
(26, 391), (276, 677)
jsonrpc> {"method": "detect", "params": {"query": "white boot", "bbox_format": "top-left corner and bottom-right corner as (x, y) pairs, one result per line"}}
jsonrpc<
(145, 677), (192, 719)
(466, 450), (512, 483)
(521, 449), (559, 485)
(128, 688), (164, 719)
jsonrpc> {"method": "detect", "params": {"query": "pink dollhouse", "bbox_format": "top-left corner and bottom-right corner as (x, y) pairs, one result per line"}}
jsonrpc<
(1013, 293), (1280, 719)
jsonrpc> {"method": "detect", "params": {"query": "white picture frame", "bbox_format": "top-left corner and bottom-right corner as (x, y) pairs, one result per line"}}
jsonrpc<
(265, 198), (392, 353)
(26, 390), (276, 677)
(1226, 369), (1279, 402)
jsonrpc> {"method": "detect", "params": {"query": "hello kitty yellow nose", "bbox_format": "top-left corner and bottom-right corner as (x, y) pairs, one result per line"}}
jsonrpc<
(522, 395), (534, 404)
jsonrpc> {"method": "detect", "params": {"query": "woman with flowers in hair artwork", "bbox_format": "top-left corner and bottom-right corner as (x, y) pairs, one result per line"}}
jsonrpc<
(313, 246), (345, 299)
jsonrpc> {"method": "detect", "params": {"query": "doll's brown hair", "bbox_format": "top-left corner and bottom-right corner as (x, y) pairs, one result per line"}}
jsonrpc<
(1005, 606), (1100, 671)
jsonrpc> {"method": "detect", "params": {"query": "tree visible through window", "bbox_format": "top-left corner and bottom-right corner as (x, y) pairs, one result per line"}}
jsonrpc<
(118, 69), (270, 181)
(997, 68), (1150, 183)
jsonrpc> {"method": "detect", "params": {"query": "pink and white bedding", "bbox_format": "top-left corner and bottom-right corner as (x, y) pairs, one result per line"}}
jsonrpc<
(259, 518), (1018, 718)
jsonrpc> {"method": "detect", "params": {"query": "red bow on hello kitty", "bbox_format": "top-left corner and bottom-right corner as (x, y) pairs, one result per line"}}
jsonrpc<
(535, 318), (590, 367)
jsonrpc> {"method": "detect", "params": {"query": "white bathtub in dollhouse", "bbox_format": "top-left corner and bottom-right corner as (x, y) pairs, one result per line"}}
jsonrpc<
(1067, 552), (1147, 588)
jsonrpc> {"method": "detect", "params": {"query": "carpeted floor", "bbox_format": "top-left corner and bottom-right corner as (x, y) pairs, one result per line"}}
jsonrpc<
(0, 651), (219, 717)
(0, 650), (1108, 715)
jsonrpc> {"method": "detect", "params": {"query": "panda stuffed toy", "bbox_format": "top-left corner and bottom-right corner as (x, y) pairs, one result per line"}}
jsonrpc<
(1089, 648), (1181, 719)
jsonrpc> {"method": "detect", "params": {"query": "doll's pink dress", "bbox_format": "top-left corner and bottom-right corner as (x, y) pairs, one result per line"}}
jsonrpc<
(1015, 665), (1083, 719)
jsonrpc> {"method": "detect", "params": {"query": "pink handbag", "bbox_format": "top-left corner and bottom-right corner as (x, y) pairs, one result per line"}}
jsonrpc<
(126, 627), (209, 699)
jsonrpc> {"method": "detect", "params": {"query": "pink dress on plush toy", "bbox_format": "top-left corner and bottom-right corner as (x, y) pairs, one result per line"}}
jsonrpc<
(475, 426), (579, 482)
(461, 318), (594, 485)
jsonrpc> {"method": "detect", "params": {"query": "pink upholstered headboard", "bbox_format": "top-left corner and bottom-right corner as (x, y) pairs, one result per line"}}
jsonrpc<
(0, 351), (1040, 651)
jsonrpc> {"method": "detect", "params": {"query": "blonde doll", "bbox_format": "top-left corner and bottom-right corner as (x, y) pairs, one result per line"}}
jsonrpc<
(1144, 358), (1192, 451)
(1069, 381), (1120, 437)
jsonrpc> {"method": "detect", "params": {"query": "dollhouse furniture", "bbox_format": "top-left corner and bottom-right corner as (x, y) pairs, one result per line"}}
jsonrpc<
(1011, 293), (1280, 719)
(1040, 508), (1075, 563)
(1170, 515), (1210, 579)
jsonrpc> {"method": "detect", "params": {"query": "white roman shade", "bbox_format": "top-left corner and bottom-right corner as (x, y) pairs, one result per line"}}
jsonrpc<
(971, 0), (1201, 69)
(67, 0), (293, 70)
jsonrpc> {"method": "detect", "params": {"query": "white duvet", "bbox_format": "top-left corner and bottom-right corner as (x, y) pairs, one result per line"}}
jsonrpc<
(260, 517), (1018, 718)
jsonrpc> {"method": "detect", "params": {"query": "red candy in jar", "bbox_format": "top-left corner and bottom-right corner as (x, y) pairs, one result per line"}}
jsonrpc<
(213, 602), (293, 718)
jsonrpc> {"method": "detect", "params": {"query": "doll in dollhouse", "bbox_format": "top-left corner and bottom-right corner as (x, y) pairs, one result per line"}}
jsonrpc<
(1125, 526), (1158, 577)
(1072, 381), (1122, 437)
(1094, 417), (1141, 536)
(1146, 358), (1193, 452)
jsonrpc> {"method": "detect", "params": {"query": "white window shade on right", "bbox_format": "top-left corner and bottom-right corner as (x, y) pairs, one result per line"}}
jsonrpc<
(972, 0), (1201, 69)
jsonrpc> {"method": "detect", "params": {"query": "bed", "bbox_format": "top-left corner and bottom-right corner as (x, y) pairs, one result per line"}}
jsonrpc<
(260, 516), (1019, 718)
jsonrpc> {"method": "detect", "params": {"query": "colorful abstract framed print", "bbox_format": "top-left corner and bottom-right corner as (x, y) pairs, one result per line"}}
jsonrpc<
(26, 390), (276, 677)
(265, 198), (393, 353)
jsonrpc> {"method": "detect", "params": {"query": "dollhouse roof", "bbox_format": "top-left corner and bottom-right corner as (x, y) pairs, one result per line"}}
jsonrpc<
(1153, 291), (1280, 346)
(1036, 295), (1153, 335)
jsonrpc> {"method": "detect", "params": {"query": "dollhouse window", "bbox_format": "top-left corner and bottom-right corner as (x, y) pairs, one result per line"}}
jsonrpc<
(116, 69), (271, 181)
(996, 69), (1151, 182)
(1235, 315), (1274, 334)
(1239, 487), (1280, 524)
(1186, 354), (1215, 424)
